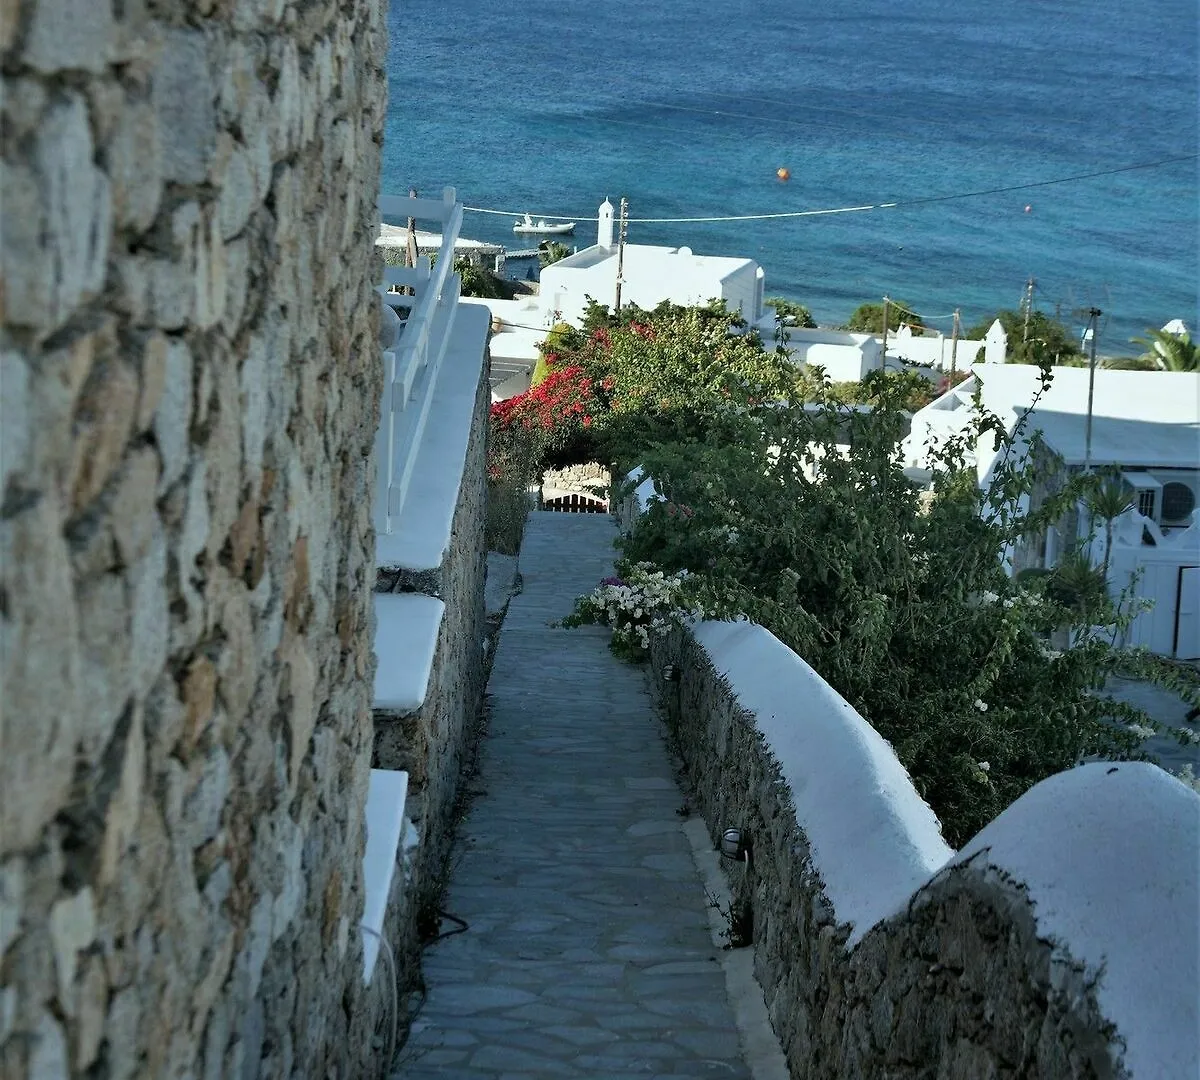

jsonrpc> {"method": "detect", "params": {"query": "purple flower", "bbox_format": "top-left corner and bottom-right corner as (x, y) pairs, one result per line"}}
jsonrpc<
(600, 576), (626, 587)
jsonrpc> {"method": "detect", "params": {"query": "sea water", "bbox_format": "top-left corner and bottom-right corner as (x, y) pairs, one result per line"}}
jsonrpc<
(383, 0), (1198, 354)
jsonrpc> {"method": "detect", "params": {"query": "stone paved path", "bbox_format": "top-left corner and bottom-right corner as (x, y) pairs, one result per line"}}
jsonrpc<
(396, 512), (754, 1079)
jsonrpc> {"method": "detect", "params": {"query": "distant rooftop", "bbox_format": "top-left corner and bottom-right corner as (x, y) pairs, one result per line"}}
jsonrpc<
(550, 243), (755, 279)
(975, 363), (1200, 468)
(377, 223), (503, 256)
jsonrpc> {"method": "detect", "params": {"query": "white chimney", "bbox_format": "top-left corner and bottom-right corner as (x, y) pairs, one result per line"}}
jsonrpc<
(597, 198), (615, 248)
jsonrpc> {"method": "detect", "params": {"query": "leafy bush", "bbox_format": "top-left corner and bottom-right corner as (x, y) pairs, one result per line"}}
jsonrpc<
(589, 357), (1194, 846)
(531, 321), (581, 387)
(765, 297), (817, 328)
(845, 301), (924, 334)
(965, 309), (1082, 366)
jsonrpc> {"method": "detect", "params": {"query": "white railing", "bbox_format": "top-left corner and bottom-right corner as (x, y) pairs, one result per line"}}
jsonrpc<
(375, 186), (465, 535)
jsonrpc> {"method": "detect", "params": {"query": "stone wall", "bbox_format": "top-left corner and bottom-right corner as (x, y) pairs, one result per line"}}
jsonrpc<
(373, 362), (490, 980)
(1, 2), (388, 1076)
(650, 624), (1199, 1079)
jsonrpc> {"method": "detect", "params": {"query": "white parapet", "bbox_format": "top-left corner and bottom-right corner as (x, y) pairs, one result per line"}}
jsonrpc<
(361, 768), (410, 984)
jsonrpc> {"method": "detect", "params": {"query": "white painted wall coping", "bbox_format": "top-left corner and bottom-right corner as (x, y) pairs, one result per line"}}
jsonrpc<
(376, 303), (490, 573)
(692, 620), (954, 946)
(694, 619), (1200, 1077)
(951, 761), (1199, 1080)
(373, 593), (445, 713)
(361, 768), (409, 984)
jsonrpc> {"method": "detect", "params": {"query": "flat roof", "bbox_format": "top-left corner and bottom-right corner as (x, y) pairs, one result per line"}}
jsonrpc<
(376, 223), (503, 255)
(975, 363), (1200, 426)
(550, 243), (756, 279)
(1026, 410), (1200, 468)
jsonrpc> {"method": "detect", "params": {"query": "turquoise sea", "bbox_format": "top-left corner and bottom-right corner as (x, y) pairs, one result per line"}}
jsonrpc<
(383, 0), (1198, 354)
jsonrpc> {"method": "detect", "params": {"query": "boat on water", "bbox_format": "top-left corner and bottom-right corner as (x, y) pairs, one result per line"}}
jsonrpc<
(513, 213), (575, 235)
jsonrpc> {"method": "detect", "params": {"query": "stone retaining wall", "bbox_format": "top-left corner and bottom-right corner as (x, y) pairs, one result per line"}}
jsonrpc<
(1, 2), (387, 1076)
(373, 363), (490, 978)
(650, 624), (1199, 1079)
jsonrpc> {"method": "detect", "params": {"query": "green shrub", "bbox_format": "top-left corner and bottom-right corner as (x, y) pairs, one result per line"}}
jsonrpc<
(587, 356), (1193, 846)
(765, 297), (817, 328)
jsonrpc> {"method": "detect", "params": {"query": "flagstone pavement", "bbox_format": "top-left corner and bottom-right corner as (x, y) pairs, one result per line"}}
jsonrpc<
(394, 512), (757, 1079)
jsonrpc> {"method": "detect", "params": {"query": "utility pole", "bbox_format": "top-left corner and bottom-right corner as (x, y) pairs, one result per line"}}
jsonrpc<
(1022, 277), (1035, 344)
(613, 197), (629, 312)
(405, 187), (419, 270)
(1083, 307), (1101, 473)
(404, 187), (419, 298)
(949, 308), (961, 379)
(880, 296), (891, 370)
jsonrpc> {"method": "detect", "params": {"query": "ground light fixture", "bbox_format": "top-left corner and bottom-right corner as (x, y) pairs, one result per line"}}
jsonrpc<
(720, 827), (753, 870)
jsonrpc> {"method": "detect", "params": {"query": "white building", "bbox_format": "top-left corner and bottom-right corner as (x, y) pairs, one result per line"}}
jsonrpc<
(761, 318), (1006, 383)
(532, 198), (764, 326)
(460, 294), (548, 401)
(539, 242), (765, 328)
(904, 363), (1200, 657)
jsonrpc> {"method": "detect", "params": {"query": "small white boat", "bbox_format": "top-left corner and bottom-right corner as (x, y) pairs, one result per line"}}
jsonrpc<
(512, 213), (575, 235)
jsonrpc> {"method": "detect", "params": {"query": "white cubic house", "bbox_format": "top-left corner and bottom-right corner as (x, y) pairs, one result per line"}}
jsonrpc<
(905, 363), (1200, 658)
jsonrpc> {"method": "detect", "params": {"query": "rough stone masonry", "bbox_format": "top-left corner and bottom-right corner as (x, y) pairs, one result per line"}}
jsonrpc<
(1, 1), (389, 1076)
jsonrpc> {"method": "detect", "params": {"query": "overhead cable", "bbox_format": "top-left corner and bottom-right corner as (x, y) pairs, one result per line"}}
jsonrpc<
(461, 153), (1194, 226)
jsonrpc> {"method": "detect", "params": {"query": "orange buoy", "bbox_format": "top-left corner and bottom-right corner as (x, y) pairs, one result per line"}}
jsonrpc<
(777, 167), (791, 181)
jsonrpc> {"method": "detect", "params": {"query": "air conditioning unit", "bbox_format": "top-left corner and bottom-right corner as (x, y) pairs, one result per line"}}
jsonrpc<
(1147, 472), (1200, 526)
(1121, 472), (1162, 523)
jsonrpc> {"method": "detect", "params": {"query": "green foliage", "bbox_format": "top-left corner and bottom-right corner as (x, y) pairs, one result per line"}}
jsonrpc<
(531, 321), (582, 387)
(485, 422), (536, 555)
(1130, 328), (1199, 372)
(1102, 354), (1162, 371)
(457, 259), (516, 299)
(966, 309), (1082, 366)
(424, 250), (518, 299)
(765, 297), (818, 328)
(828, 369), (938, 412)
(537, 241), (573, 267)
(846, 301), (924, 334)
(526, 300), (1193, 845)
(601, 355), (1188, 847)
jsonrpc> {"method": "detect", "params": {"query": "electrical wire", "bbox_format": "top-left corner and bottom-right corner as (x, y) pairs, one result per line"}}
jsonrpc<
(360, 924), (399, 1071)
(430, 909), (470, 943)
(461, 153), (1194, 226)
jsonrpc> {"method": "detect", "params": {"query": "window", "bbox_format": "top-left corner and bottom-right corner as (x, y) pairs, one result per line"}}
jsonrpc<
(1161, 482), (1196, 522)
(1136, 489), (1157, 519)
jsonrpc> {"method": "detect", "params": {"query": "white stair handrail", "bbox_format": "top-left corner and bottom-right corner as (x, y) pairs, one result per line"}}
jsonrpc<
(374, 186), (467, 536)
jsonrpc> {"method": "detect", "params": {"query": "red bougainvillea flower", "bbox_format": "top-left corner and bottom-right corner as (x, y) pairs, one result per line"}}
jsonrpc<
(583, 416), (592, 427)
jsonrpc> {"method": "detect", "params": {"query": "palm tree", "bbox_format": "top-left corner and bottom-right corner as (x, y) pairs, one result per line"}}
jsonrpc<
(1129, 328), (1199, 372)
(537, 241), (572, 268)
(1086, 470), (1134, 581)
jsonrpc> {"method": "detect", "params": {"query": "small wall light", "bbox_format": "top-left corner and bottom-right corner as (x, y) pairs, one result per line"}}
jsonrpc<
(720, 827), (752, 869)
(662, 663), (682, 682)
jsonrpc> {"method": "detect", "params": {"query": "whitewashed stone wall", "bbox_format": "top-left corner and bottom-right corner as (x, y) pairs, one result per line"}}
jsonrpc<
(649, 624), (1199, 1079)
(1, 1), (388, 1076)
(373, 364), (490, 980)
